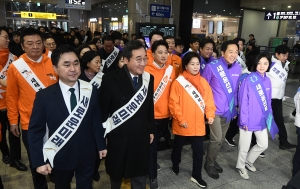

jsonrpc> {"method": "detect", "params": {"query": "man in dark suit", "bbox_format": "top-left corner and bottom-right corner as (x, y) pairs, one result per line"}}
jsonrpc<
(28, 45), (107, 189)
(100, 40), (155, 189)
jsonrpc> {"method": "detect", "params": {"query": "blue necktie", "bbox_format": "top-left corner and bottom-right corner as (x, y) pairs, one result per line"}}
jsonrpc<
(133, 76), (138, 91)
(69, 88), (77, 112)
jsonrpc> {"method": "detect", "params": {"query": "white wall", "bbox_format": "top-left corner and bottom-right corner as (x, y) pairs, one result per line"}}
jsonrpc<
(241, 10), (279, 47)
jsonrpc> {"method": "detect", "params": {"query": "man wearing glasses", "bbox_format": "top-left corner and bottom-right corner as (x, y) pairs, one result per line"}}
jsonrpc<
(100, 40), (154, 189)
(6, 28), (58, 189)
(44, 36), (57, 58)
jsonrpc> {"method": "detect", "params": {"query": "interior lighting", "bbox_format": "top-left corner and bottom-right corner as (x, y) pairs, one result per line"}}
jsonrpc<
(288, 6), (291, 8)
(262, 7), (265, 9)
(205, 0), (208, 4)
(223, 10), (225, 11)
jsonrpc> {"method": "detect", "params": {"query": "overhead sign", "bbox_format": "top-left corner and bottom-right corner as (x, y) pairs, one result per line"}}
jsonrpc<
(21, 11), (56, 19)
(150, 4), (171, 18)
(111, 17), (118, 21)
(89, 18), (97, 22)
(192, 19), (200, 28)
(264, 11), (300, 20)
(59, 0), (91, 10)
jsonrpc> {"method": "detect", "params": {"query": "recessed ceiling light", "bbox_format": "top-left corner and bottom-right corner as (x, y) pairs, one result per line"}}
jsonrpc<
(115, 4), (116, 5)
(288, 5), (291, 8)
(223, 10), (225, 11)
(229, 13), (231, 14)
(262, 7), (265, 9)
(207, 16), (211, 17)
(209, 11), (211, 12)
(241, 9), (243, 10)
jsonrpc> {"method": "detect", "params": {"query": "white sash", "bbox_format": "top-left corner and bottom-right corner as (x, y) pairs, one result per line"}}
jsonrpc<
(176, 76), (205, 114)
(269, 62), (288, 84)
(102, 72), (150, 137)
(0, 53), (14, 80)
(104, 47), (119, 68)
(236, 56), (246, 70)
(153, 65), (173, 104)
(43, 80), (93, 167)
(89, 60), (105, 89)
(13, 58), (46, 92)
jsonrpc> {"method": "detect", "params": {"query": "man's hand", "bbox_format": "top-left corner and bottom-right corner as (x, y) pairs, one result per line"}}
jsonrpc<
(208, 118), (214, 125)
(243, 126), (248, 131)
(36, 164), (52, 175)
(150, 134), (154, 144)
(99, 150), (107, 159)
(10, 124), (20, 137)
(180, 123), (188, 128)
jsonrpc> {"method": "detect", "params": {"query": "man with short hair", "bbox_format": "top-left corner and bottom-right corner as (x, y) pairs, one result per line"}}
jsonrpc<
(9, 31), (24, 57)
(44, 36), (57, 58)
(145, 39), (176, 189)
(181, 37), (200, 58)
(38, 26), (45, 33)
(28, 45), (107, 189)
(0, 26), (26, 172)
(98, 35), (121, 73)
(225, 37), (249, 147)
(7, 28), (58, 189)
(131, 34), (137, 40)
(164, 36), (182, 81)
(122, 33), (129, 44)
(199, 38), (215, 74)
(100, 40), (154, 189)
(202, 40), (241, 179)
(173, 39), (184, 57)
(267, 45), (296, 150)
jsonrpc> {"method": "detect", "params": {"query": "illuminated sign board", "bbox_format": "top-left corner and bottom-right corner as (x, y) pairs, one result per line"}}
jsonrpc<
(90, 18), (97, 22)
(59, 0), (91, 10)
(265, 11), (300, 20)
(21, 11), (56, 19)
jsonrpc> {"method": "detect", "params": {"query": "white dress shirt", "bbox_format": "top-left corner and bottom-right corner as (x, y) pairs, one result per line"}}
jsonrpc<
(59, 80), (79, 114)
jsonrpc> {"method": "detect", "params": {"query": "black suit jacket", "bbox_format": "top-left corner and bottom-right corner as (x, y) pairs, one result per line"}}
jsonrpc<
(28, 81), (105, 170)
(99, 66), (155, 179)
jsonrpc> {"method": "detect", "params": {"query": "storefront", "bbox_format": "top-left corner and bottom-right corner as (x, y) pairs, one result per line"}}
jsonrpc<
(191, 13), (240, 42)
(5, 1), (69, 31)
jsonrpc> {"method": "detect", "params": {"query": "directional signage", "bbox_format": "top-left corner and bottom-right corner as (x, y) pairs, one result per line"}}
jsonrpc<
(150, 4), (171, 18)
(21, 11), (56, 19)
(264, 11), (300, 20)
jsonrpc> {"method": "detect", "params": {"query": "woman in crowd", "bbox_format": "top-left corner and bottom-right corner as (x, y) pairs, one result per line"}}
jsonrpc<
(71, 37), (81, 49)
(79, 50), (101, 82)
(92, 38), (102, 50)
(78, 50), (102, 181)
(120, 39), (125, 49)
(116, 52), (125, 68)
(77, 44), (92, 58)
(169, 52), (216, 188)
(236, 53), (277, 179)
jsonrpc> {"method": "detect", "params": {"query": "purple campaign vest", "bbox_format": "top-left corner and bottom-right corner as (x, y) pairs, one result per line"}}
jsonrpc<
(200, 56), (215, 75)
(210, 58), (236, 122)
(247, 72), (279, 139)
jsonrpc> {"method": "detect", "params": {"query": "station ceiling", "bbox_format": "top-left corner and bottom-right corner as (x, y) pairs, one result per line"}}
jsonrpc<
(8, 0), (300, 12)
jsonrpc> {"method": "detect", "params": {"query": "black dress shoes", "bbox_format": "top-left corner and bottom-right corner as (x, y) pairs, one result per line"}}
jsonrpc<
(10, 160), (28, 171)
(2, 155), (9, 164)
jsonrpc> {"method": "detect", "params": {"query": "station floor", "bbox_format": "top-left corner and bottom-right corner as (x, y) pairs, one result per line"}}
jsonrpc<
(0, 75), (299, 189)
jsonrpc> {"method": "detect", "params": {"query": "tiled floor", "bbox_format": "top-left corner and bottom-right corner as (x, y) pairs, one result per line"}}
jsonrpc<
(0, 76), (299, 189)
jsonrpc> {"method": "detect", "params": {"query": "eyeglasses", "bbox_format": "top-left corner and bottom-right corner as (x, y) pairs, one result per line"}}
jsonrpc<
(132, 57), (148, 64)
(0, 35), (9, 40)
(45, 43), (56, 46)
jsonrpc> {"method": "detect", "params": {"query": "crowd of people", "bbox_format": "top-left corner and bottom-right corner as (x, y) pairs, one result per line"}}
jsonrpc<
(0, 25), (299, 189)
